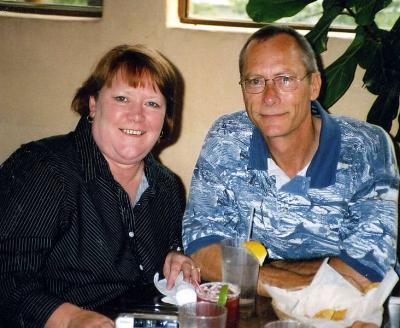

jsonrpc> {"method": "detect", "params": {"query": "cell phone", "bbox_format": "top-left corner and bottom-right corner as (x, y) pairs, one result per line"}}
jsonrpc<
(115, 312), (179, 328)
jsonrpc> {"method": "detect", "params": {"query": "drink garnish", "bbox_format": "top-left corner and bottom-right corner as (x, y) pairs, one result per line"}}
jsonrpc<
(242, 240), (268, 265)
(217, 284), (229, 306)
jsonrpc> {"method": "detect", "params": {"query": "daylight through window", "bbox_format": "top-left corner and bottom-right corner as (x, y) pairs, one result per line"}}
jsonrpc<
(180, 0), (400, 31)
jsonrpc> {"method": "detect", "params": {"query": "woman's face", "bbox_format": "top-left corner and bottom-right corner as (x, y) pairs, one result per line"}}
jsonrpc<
(89, 71), (166, 169)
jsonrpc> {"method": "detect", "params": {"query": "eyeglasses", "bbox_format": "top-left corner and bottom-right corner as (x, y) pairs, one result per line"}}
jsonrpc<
(239, 73), (311, 94)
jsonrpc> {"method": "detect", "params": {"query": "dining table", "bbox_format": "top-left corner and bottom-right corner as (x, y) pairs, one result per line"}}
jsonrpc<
(96, 284), (393, 327)
(95, 283), (279, 327)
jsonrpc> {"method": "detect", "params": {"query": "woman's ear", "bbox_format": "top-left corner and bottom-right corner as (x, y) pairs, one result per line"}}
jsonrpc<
(89, 96), (96, 118)
(310, 72), (322, 101)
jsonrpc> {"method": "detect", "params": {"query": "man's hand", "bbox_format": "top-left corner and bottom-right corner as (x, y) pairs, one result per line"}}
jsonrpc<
(45, 303), (114, 328)
(328, 257), (372, 292)
(348, 321), (378, 328)
(191, 243), (222, 282)
(163, 251), (201, 289)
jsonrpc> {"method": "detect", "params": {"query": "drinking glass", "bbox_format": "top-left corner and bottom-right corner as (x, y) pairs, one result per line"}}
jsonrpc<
(264, 320), (314, 328)
(221, 238), (259, 318)
(387, 296), (400, 328)
(178, 301), (227, 328)
(197, 282), (240, 328)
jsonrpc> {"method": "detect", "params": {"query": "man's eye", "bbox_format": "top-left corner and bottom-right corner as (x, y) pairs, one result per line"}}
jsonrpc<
(115, 96), (128, 102)
(248, 78), (263, 86)
(279, 76), (294, 86)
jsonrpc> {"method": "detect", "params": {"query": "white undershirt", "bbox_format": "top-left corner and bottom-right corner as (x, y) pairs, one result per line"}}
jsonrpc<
(267, 158), (310, 189)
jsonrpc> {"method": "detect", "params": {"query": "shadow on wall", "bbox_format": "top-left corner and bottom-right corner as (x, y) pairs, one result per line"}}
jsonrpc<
(151, 55), (187, 200)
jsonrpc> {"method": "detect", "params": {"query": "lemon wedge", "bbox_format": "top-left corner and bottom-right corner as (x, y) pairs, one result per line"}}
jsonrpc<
(242, 240), (268, 265)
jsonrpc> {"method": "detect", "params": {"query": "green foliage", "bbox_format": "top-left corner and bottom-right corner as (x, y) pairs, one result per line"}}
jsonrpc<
(246, 0), (315, 22)
(246, 0), (400, 139)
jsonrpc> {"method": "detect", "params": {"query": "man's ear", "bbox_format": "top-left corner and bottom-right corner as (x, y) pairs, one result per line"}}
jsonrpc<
(310, 72), (322, 101)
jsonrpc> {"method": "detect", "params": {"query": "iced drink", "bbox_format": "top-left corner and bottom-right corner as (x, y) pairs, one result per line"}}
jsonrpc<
(221, 238), (259, 318)
(197, 282), (240, 328)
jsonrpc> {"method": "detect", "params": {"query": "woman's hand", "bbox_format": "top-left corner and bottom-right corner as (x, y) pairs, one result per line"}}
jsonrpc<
(163, 251), (201, 289)
(67, 310), (114, 328)
(45, 303), (114, 328)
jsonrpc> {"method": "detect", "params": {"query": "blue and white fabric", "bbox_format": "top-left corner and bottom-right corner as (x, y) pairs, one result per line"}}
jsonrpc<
(183, 101), (399, 281)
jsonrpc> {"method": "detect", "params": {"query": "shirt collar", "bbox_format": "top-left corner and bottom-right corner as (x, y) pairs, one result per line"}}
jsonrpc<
(74, 116), (112, 182)
(248, 100), (341, 188)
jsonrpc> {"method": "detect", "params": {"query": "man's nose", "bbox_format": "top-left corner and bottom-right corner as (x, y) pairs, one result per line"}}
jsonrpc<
(262, 80), (279, 104)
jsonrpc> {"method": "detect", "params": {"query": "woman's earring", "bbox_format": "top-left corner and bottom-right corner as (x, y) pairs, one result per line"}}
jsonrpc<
(87, 115), (94, 124)
(158, 130), (164, 143)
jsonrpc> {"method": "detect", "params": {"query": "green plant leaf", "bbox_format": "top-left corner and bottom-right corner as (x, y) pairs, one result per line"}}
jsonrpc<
(367, 86), (400, 133)
(356, 27), (386, 70)
(306, 2), (343, 54)
(354, 0), (391, 26)
(363, 23), (399, 95)
(362, 43), (386, 95)
(246, 0), (316, 23)
(320, 32), (365, 108)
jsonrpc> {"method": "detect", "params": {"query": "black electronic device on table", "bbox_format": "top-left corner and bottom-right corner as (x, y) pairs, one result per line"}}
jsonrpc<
(115, 312), (179, 328)
(95, 284), (179, 328)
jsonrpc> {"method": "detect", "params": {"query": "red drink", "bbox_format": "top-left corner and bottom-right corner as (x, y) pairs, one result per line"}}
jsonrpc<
(196, 282), (240, 328)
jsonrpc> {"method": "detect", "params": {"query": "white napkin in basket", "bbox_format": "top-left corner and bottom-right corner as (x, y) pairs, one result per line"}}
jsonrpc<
(263, 259), (399, 328)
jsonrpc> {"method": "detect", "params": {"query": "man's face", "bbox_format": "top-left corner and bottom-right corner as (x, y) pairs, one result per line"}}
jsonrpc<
(241, 34), (321, 142)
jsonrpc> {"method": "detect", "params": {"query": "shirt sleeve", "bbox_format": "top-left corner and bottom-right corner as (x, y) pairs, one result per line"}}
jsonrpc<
(0, 145), (66, 327)
(183, 119), (245, 255)
(339, 128), (399, 281)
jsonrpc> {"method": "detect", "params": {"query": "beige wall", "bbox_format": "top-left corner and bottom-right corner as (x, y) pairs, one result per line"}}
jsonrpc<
(0, 0), (379, 193)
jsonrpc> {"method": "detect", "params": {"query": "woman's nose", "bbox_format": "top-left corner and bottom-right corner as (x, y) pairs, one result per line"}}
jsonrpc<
(128, 104), (145, 122)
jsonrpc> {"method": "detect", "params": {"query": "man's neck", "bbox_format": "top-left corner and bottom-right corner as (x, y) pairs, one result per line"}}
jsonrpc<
(266, 116), (321, 178)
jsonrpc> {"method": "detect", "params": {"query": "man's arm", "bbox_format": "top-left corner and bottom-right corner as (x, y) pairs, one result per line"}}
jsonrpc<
(258, 257), (373, 295)
(192, 244), (317, 295)
(192, 244), (223, 282)
(193, 244), (373, 296)
(192, 244), (310, 293)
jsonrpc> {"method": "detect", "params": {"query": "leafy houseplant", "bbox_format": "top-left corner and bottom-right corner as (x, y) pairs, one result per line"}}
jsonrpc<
(246, 0), (400, 140)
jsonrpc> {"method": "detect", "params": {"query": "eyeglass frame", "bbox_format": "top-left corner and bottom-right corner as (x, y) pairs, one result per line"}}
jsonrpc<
(239, 72), (312, 94)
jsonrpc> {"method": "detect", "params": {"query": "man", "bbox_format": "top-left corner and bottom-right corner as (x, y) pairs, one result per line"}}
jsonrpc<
(183, 24), (399, 300)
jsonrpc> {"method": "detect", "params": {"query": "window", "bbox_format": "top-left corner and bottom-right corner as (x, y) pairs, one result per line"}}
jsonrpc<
(179, 0), (400, 31)
(0, 0), (102, 17)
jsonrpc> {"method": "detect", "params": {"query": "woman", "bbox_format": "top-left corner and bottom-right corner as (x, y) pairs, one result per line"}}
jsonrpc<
(0, 44), (199, 328)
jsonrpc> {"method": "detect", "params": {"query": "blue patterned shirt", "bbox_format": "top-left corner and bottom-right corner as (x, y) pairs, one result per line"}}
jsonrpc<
(183, 102), (399, 281)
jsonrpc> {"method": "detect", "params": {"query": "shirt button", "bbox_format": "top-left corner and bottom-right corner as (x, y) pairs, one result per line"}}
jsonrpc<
(128, 231), (134, 238)
(139, 264), (144, 271)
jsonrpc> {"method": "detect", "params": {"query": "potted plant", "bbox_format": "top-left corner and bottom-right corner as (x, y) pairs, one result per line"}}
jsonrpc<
(246, 0), (400, 140)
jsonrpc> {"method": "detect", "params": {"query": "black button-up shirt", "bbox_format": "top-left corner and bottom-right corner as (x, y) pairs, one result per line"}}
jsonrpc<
(0, 117), (185, 327)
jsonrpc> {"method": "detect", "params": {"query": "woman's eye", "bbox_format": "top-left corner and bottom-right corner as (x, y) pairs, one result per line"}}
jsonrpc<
(146, 101), (160, 108)
(115, 96), (128, 102)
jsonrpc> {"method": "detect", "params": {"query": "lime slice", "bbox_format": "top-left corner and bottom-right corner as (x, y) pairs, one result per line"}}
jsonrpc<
(242, 240), (268, 265)
(217, 284), (229, 306)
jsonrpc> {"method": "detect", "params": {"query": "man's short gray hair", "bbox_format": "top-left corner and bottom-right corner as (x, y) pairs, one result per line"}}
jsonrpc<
(239, 24), (318, 78)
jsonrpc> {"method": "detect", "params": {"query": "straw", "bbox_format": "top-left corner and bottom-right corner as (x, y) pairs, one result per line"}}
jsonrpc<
(246, 207), (255, 241)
